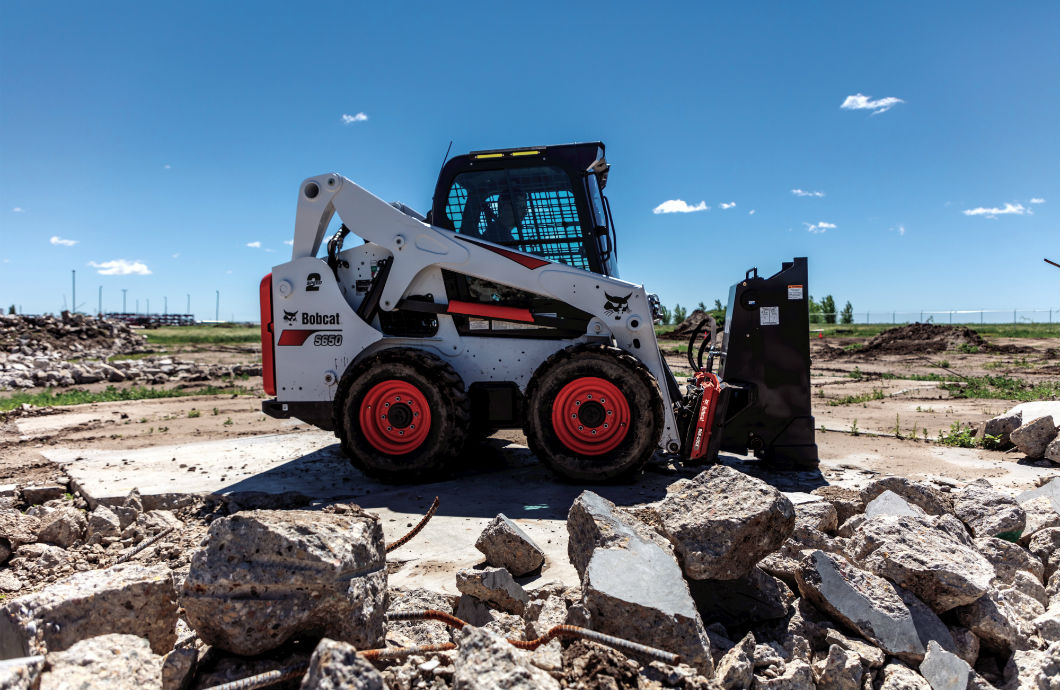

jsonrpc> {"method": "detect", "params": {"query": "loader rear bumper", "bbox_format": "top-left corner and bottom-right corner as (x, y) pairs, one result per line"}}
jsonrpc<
(262, 399), (335, 431)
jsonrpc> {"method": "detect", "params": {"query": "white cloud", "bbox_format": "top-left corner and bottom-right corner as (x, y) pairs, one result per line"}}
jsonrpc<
(163, 164), (171, 170)
(840, 93), (905, 115)
(962, 203), (1029, 218)
(749, 209), (756, 215)
(1030, 198), (1046, 204)
(88, 259), (152, 276)
(653, 199), (709, 214)
(283, 239), (294, 246)
(719, 202), (736, 210)
(12, 207), (25, 213)
(226, 269), (233, 274)
(805, 221), (836, 234)
(264, 248), (276, 253)
(171, 253), (180, 259)
(791, 189), (825, 198)
(50, 236), (78, 246)
(246, 241), (262, 248)
(891, 224), (906, 236)
(341, 112), (368, 125)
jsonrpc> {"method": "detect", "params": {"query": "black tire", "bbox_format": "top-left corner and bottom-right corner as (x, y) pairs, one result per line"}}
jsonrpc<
(333, 348), (470, 482)
(523, 344), (664, 481)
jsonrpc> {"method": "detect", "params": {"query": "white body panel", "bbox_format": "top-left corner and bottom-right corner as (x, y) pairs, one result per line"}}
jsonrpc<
(269, 174), (679, 449)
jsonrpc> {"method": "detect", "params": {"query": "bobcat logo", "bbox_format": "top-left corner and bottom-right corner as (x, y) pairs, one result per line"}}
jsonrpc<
(283, 309), (298, 324)
(604, 292), (632, 315)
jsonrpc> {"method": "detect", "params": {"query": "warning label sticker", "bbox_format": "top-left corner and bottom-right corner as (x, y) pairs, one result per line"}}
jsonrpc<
(760, 306), (780, 326)
(468, 318), (490, 331)
(787, 285), (804, 300)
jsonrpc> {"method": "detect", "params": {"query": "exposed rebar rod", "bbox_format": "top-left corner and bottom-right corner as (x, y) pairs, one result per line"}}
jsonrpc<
(115, 526), (176, 564)
(385, 609), (681, 665)
(200, 642), (459, 690)
(200, 663), (307, 690)
(385, 496), (439, 552)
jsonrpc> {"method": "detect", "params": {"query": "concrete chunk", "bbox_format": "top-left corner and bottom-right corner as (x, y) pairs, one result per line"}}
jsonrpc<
(0, 510), (40, 550)
(878, 661), (932, 690)
(861, 477), (952, 516)
(795, 550), (952, 663)
(864, 490), (927, 519)
(652, 466), (795, 580)
(300, 638), (386, 690)
(180, 508), (386, 656)
(38, 634), (163, 690)
(0, 655), (44, 690)
(1010, 415), (1059, 459)
(1027, 527), (1060, 579)
(919, 640), (970, 690)
(715, 632), (755, 690)
(0, 562), (176, 658)
(688, 566), (794, 627)
(475, 514), (545, 576)
(813, 644), (863, 690)
(847, 514), (994, 612)
(582, 536), (714, 674)
(954, 481), (1025, 540)
(35, 505), (86, 548)
(456, 567), (528, 614)
(566, 490), (673, 580)
(452, 626), (559, 690)
(974, 536), (1044, 585)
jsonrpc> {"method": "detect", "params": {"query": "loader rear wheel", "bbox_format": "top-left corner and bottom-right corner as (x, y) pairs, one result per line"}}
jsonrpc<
(335, 348), (470, 481)
(524, 344), (664, 482)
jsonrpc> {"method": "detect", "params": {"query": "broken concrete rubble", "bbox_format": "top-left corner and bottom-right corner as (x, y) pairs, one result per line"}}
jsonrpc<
(794, 502), (838, 534)
(1001, 641), (1060, 690)
(455, 566), (528, 614)
(878, 661), (932, 690)
(863, 490), (926, 518)
(1018, 495), (1060, 545)
(953, 587), (1037, 654)
(452, 626), (560, 690)
(860, 477), (951, 516)
(974, 536), (1045, 585)
(953, 480), (1026, 540)
(715, 632), (755, 690)
(301, 638), (387, 690)
(1027, 527), (1060, 579)
(387, 586), (458, 647)
(32, 504), (86, 548)
(37, 634), (163, 690)
(0, 562), (176, 658)
(1010, 415), (1059, 459)
(795, 550), (951, 663)
(566, 490), (674, 579)
(918, 640), (970, 690)
(812, 644), (863, 690)
(652, 465), (795, 580)
(179, 507), (386, 656)
(846, 514), (994, 612)
(687, 565), (794, 627)
(474, 513), (545, 576)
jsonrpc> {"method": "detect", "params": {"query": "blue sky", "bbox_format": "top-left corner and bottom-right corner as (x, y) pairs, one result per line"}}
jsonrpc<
(2, 2), (1057, 322)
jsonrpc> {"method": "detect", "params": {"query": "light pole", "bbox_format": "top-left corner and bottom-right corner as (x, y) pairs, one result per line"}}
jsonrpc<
(98, 286), (102, 316)
(215, 290), (220, 322)
(71, 270), (76, 314)
(186, 293), (190, 315)
(164, 296), (168, 316)
(122, 289), (127, 313)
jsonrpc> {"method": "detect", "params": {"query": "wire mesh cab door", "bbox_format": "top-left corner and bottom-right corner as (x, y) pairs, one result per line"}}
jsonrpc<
(431, 144), (616, 277)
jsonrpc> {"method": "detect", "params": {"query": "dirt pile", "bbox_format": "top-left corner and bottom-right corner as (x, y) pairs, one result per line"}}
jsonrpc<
(665, 310), (723, 340)
(0, 312), (148, 358)
(856, 323), (986, 355)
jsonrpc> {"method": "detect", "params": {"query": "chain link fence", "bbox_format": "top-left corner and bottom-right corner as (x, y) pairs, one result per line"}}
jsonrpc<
(812, 309), (1058, 325)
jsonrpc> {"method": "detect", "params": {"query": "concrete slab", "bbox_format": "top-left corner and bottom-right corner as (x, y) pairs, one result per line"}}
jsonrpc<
(16, 413), (105, 440)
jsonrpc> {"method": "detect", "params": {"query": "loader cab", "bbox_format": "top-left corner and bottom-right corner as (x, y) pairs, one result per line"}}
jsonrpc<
(430, 142), (619, 277)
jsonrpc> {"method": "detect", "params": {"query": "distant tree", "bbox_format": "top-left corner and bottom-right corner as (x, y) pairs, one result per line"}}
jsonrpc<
(820, 295), (837, 324)
(808, 295), (823, 324)
(657, 304), (672, 325)
(713, 299), (723, 311)
(7, 305), (14, 315)
(696, 301), (707, 312)
(673, 304), (687, 324)
(840, 301), (854, 324)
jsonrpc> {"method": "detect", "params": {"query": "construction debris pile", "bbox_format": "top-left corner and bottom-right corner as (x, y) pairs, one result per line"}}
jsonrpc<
(852, 323), (987, 356)
(977, 402), (1060, 465)
(0, 353), (262, 391)
(0, 313), (149, 358)
(1, 468), (1059, 689)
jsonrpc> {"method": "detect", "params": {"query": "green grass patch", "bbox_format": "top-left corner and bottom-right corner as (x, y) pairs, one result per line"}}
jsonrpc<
(816, 322), (1059, 339)
(0, 385), (252, 412)
(107, 352), (162, 361)
(941, 376), (1060, 401)
(827, 388), (887, 406)
(144, 325), (260, 345)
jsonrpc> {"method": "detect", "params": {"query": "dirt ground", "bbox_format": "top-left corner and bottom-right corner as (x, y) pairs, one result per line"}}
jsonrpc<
(2, 327), (1057, 492)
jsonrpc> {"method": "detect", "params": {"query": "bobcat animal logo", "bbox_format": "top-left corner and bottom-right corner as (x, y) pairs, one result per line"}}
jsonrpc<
(283, 310), (298, 324)
(604, 292), (632, 315)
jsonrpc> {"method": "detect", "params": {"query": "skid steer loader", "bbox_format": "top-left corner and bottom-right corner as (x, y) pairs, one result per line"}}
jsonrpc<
(260, 142), (818, 481)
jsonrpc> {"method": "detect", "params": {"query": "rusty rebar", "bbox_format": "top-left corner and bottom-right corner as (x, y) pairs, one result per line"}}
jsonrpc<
(200, 663), (307, 690)
(199, 642), (459, 690)
(385, 496), (439, 552)
(115, 526), (176, 564)
(385, 609), (681, 666)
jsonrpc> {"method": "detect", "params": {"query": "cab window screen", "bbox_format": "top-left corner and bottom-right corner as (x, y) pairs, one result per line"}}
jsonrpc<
(445, 166), (590, 270)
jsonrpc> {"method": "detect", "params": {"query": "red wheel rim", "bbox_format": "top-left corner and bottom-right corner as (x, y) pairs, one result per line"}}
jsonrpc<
(550, 376), (631, 456)
(358, 379), (432, 455)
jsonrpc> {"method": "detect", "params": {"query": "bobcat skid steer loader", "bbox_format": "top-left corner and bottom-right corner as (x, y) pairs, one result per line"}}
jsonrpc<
(260, 142), (817, 481)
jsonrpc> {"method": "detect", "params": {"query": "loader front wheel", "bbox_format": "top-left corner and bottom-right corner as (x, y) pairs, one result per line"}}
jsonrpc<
(524, 344), (664, 482)
(336, 348), (470, 481)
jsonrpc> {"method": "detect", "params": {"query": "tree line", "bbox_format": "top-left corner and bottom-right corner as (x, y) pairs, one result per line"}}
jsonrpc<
(657, 296), (854, 325)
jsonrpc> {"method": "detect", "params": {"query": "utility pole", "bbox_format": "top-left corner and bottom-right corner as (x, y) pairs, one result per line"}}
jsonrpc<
(122, 289), (127, 313)
(186, 293), (191, 315)
(98, 286), (102, 315)
(71, 270), (76, 314)
(215, 290), (220, 322)
(164, 296), (168, 316)
(135, 299), (139, 313)
(147, 299), (150, 316)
